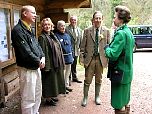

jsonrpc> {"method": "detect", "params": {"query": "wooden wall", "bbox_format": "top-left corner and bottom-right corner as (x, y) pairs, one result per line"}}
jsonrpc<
(0, 0), (91, 105)
(0, 0), (46, 104)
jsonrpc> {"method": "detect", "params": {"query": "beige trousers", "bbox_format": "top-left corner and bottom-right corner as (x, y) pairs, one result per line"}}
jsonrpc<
(84, 55), (103, 85)
(17, 67), (42, 114)
(64, 64), (71, 87)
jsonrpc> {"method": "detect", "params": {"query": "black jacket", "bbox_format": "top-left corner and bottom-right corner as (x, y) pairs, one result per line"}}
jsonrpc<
(11, 19), (44, 70)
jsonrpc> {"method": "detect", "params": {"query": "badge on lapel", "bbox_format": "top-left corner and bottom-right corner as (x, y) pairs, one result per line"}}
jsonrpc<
(99, 34), (104, 39)
(99, 34), (104, 40)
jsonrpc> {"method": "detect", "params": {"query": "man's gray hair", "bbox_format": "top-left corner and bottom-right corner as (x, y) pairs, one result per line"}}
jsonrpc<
(21, 5), (35, 19)
(70, 15), (77, 20)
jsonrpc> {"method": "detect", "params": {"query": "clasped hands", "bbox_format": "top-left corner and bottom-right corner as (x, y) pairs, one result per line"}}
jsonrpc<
(39, 57), (45, 69)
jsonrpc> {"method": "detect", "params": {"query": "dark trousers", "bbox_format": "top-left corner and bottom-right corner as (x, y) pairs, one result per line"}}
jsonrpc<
(70, 56), (78, 80)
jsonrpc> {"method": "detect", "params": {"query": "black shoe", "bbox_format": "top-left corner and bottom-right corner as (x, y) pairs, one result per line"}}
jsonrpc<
(66, 90), (69, 94)
(45, 99), (56, 106)
(69, 80), (71, 86)
(51, 98), (59, 102)
(72, 79), (82, 83)
(59, 90), (69, 94)
(66, 87), (73, 92)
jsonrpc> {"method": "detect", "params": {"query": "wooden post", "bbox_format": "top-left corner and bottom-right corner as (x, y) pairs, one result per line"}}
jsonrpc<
(0, 68), (5, 108)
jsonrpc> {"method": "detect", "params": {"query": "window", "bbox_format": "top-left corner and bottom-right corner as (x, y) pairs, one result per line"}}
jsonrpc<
(0, 8), (11, 62)
(0, 3), (21, 68)
(129, 25), (152, 35)
(13, 10), (20, 26)
(129, 25), (152, 52)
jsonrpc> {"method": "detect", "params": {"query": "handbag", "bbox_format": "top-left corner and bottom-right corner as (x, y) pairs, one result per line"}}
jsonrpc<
(107, 60), (123, 84)
(107, 31), (127, 84)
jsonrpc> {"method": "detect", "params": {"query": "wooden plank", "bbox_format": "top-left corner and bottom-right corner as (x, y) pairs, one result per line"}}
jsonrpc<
(46, 12), (69, 23)
(45, 0), (91, 9)
(0, 64), (5, 107)
(3, 70), (18, 84)
(0, 77), (6, 107)
(4, 77), (19, 95)
(45, 8), (64, 14)
(4, 86), (20, 102)
(2, 64), (17, 76)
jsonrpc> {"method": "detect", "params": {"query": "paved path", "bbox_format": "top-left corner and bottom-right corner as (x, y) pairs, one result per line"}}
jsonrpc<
(40, 51), (152, 114)
(40, 65), (113, 114)
(1, 51), (152, 114)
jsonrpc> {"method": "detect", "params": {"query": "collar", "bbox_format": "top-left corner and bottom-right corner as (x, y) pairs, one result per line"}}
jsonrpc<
(70, 25), (77, 29)
(21, 20), (31, 31)
(93, 26), (102, 31)
(42, 30), (50, 35)
(116, 24), (127, 31)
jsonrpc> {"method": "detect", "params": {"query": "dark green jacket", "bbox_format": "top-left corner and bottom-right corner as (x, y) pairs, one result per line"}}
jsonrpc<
(38, 32), (53, 71)
(105, 24), (135, 84)
(38, 32), (65, 71)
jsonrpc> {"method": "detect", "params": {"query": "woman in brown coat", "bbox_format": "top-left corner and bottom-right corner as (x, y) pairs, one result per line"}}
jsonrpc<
(38, 18), (66, 106)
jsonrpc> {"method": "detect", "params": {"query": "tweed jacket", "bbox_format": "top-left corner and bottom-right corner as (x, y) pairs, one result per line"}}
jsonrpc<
(104, 24), (135, 84)
(66, 25), (82, 56)
(80, 25), (110, 68)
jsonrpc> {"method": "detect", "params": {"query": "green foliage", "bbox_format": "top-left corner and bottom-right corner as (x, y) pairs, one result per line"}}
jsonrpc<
(110, 0), (122, 19)
(65, 0), (152, 30)
(128, 17), (139, 25)
(78, 9), (92, 30)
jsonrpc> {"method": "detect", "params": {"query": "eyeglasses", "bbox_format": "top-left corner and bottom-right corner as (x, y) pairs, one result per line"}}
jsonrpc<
(28, 11), (36, 15)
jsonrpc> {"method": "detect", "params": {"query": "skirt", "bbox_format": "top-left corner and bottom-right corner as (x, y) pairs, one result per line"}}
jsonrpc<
(111, 82), (131, 109)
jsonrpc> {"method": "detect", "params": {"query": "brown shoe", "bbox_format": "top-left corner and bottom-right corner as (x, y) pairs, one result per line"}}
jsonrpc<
(125, 105), (130, 114)
(115, 109), (126, 114)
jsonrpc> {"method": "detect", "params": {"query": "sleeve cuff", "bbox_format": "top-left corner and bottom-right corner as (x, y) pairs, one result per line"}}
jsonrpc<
(104, 44), (109, 50)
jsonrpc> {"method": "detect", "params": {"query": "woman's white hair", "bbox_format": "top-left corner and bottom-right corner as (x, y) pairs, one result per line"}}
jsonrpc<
(57, 20), (65, 29)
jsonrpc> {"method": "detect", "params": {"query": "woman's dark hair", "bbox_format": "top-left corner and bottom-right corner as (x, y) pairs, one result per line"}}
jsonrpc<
(115, 5), (131, 23)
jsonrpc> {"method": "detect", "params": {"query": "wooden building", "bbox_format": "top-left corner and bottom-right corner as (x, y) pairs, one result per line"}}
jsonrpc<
(0, 0), (91, 106)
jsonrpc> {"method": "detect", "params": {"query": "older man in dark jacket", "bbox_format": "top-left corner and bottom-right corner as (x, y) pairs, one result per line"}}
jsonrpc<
(66, 15), (82, 83)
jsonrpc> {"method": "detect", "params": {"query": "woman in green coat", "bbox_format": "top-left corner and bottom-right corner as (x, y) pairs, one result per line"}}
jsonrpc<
(104, 6), (135, 114)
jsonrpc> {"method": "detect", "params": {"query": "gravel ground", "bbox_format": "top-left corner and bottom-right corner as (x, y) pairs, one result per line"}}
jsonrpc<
(1, 51), (152, 114)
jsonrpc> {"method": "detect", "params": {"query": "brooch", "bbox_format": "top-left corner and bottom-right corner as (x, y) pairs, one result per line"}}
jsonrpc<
(99, 34), (104, 39)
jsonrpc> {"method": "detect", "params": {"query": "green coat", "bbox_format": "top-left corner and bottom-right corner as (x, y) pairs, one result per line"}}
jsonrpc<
(38, 32), (66, 97)
(105, 24), (135, 84)
(38, 32), (53, 71)
(105, 24), (135, 109)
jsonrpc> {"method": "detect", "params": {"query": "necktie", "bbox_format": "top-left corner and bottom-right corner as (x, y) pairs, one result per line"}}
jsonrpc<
(94, 28), (99, 55)
(73, 27), (76, 39)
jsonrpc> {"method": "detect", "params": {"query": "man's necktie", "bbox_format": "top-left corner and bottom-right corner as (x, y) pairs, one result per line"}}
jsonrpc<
(94, 28), (99, 55)
(73, 27), (76, 39)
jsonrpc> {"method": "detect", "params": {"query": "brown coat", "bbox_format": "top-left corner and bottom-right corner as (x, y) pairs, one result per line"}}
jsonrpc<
(38, 32), (66, 97)
(80, 26), (110, 68)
